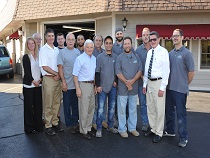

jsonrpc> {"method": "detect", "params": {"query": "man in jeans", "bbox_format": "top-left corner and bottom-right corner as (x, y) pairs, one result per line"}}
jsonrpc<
(57, 33), (80, 133)
(115, 36), (142, 138)
(164, 29), (194, 147)
(95, 36), (118, 137)
(136, 27), (151, 132)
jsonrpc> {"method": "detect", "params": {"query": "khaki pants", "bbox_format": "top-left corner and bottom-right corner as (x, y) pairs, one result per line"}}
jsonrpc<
(146, 80), (165, 137)
(78, 82), (95, 134)
(43, 76), (61, 128)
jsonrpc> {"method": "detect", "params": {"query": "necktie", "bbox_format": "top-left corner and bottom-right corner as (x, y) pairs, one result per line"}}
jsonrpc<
(148, 49), (154, 78)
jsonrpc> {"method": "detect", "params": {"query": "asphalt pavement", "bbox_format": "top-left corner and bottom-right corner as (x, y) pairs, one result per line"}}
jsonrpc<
(0, 74), (210, 158)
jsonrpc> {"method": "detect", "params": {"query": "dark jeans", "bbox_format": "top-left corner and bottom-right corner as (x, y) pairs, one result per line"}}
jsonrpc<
(165, 89), (188, 141)
(23, 87), (43, 133)
(63, 89), (79, 127)
(97, 86), (116, 130)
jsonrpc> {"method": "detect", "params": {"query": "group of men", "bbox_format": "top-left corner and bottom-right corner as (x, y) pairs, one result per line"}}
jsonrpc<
(32, 26), (194, 148)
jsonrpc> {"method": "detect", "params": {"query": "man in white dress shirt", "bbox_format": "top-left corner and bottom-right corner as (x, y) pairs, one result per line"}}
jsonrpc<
(73, 39), (96, 140)
(143, 31), (170, 143)
(39, 28), (64, 136)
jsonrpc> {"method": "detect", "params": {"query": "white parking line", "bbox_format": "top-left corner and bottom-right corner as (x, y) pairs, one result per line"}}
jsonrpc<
(1, 85), (22, 92)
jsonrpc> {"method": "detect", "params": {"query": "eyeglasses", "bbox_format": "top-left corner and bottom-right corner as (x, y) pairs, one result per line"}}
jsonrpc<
(149, 38), (157, 42)
(105, 42), (113, 45)
(171, 35), (180, 38)
(35, 38), (42, 41)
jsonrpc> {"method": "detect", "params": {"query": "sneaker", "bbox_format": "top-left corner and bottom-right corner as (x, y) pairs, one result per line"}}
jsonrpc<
(163, 131), (175, 137)
(92, 124), (97, 130)
(120, 132), (128, 138)
(178, 140), (188, 147)
(142, 124), (149, 132)
(153, 135), (161, 143)
(53, 125), (64, 132)
(96, 130), (102, 138)
(130, 130), (140, 137)
(107, 127), (118, 134)
(102, 121), (108, 129)
(45, 127), (56, 136)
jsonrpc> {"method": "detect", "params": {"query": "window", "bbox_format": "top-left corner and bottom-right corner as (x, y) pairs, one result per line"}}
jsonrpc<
(201, 40), (210, 69)
(165, 40), (190, 52)
(0, 47), (9, 57)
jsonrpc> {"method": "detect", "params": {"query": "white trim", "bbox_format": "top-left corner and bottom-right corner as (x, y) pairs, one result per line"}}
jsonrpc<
(41, 19), (95, 25)
(112, 12), (116, 39)
(197, 39), (210, 72)
(95, 15), (112, 20)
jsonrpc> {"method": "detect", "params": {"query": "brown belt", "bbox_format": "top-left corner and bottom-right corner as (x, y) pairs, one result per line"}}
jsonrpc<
(82, 81), (94, 84)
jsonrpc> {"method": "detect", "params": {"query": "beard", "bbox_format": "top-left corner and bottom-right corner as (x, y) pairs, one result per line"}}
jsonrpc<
(124, 48), (131, 53)
(116, 37), (123, 42)
(78, 43), (84, 47)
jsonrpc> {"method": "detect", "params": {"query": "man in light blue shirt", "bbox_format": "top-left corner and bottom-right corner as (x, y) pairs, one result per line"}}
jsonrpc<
(73, 39), (96, 140)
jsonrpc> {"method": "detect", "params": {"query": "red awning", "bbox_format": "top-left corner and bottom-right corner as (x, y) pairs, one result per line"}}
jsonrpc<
(9, 31), (20, 40)
(136, 24), (210, 39)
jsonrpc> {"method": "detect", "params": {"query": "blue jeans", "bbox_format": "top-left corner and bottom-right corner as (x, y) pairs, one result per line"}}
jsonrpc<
(93, 94), (107, 124)
(165, 89), (188, 141)
(117, 95), (137, 133)
(63, 89), (79, 127)
(138, 86), (149, 126)
(96, 86), (116, 130)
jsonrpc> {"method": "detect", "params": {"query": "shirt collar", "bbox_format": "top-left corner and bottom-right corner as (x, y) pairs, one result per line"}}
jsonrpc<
(174, 45), (185, 52)
(45, 43), (56, 50)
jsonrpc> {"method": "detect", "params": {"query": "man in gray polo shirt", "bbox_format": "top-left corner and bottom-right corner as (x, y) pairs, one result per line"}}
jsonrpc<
(92, 35), (107, 130)
(136, 27), (151, 132)
(57, 33), (80, 133)
(116, 36), (142, 138)
(76, 34), (85, 54)
(95, 36), (118, 137)
(164, 29), (194, 147)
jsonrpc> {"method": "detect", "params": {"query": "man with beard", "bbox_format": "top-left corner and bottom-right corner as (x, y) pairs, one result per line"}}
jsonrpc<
(76, 34), (85, 54)
(143, 31), (170, 143)
(136, 27), (151, 132)
(164, 29), (194, 147)
(115, 36), (142, 138)
(113, 28), (135, 55)
(57, 33), (65, 50)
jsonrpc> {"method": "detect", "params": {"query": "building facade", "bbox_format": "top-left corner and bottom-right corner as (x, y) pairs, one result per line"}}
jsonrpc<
(0, 0), (210, 91)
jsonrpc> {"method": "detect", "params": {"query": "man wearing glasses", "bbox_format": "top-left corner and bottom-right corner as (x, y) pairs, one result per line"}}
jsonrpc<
(164, 29), (194, 147)
(143, 31), (170, 143)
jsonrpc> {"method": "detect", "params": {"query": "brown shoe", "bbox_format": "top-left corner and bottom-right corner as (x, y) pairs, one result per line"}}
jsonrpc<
(130, 130), (140, 137)
(92, 124), (97, 130)
(102, 121), (108, 129)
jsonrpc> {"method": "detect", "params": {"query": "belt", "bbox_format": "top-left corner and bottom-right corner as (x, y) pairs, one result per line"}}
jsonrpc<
(82, 80), (94, 84)
(45, 75), (54, 77)
(148, 77), (162, 81)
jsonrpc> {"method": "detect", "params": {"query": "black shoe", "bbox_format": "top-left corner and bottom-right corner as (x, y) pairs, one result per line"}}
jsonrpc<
(144, 129), (153, 137)
(53, 125), (64, 132)
(88, 130), (95, 137)
(74, 125), (80, 133)
(153, 135), (161, 143)
(45, 127), (56, 136)
(31, 130), (36, 134)
(81, 133), (91, 140)
(68, 127), (77, 134)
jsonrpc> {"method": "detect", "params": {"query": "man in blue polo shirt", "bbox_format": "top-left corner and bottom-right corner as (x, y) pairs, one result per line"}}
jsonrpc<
(116, 36), (142, 138)
(164, 29), (195, 147)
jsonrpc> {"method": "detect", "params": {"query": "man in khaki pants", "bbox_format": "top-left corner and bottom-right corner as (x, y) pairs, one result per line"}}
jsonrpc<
(39, 28), (64, 136)
(73, 39), (96, 140)
(143, 31), (170, 143)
